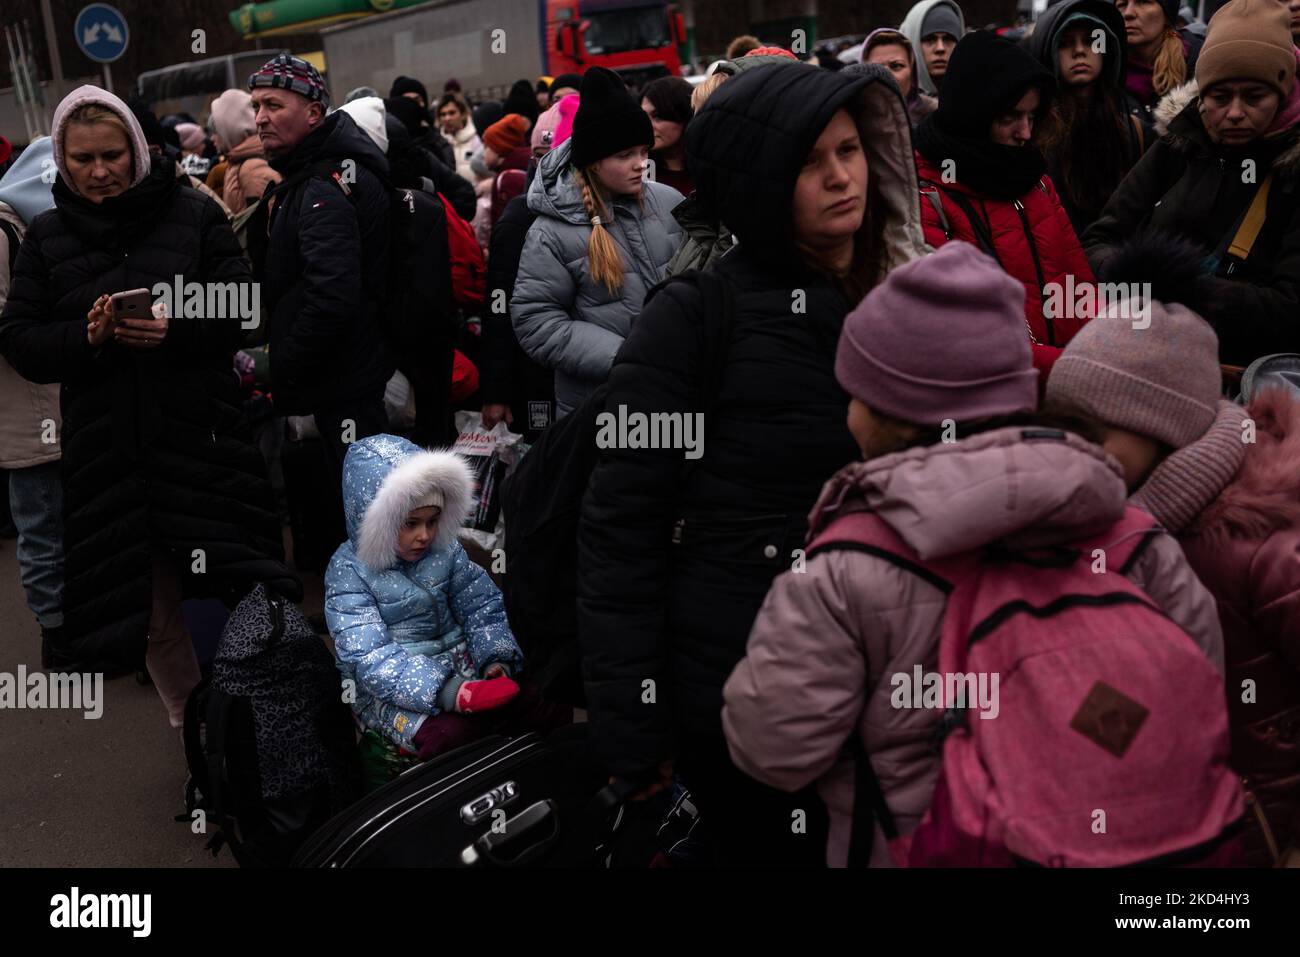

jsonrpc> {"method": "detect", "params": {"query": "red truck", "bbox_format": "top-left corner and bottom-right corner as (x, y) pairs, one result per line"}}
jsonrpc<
(231, 0), (689, 102)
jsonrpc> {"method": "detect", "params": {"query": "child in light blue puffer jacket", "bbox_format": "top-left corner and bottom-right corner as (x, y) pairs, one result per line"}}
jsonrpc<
(324, 434), (524, 758)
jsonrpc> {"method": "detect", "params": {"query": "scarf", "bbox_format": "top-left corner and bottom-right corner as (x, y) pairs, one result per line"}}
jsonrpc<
(1130, 400), (1247, 533)
(914, 113), (1048, 199)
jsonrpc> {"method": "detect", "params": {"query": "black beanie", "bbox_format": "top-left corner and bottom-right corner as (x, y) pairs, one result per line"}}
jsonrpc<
(472, 101), (504, 135)
(550, 72), (583, 96)
(570, 66), (654, 167)
(935, 31), (1055, 139)
(390, 75), (430, 107)
(503, 78), (540, 126)
(384, 96), (428, 135)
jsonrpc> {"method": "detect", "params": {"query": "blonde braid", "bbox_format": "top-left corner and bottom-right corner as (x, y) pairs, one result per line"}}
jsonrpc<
(1152, 28), (1188, 97)
(575, 166), (625, 294)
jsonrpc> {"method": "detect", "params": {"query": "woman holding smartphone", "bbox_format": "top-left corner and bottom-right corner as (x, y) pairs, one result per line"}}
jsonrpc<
(0, 86), (298, 729)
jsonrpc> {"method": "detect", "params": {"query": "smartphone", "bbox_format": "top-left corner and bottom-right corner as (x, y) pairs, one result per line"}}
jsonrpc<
(110, 288), (154, 322)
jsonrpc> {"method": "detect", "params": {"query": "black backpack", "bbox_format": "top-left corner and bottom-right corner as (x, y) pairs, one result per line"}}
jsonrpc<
(181, 584), (361, 866)
(256, 160), (456, 368)
(499, 271), (735, 707)
(314, 164), (457, 369)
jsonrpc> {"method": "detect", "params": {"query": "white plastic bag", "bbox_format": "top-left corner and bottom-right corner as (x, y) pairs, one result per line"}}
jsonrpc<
(452, 411), (522, 552)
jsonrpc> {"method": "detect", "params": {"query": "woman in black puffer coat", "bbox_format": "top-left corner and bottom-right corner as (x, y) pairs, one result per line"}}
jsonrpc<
(0, 86), (299, 726)
(576, 63), (929, 867)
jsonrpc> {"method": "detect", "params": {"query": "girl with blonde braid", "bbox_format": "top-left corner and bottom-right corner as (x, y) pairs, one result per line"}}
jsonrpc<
(512, 67), (683, 417)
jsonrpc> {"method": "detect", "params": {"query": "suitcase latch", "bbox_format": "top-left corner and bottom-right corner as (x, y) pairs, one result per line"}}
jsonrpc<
(460, 781), (520, 825)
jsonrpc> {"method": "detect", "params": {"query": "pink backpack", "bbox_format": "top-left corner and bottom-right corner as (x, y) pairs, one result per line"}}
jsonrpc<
(807, 505), (1245, 867)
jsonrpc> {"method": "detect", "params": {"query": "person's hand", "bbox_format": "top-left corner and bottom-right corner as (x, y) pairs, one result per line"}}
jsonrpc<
(114, 301), (169, 350)
(480, 404), (513, 430)
(612, 760), (674, 803)
(483, 662), (509, 679)
(86, 294), (117, 348)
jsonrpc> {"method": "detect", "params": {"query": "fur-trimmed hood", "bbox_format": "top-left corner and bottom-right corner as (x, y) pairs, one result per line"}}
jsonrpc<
(1187, 388), (1300, 544)
(1152, 79), (1198, 138)
(341, 434), (473, 571)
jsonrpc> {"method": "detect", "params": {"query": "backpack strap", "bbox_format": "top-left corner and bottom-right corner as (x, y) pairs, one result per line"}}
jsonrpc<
(848, 733), (899, 868)
(806, 509), (950, 868)
(919, 178), (1002, 267)
(806, 510), (955, 595)
(1082, 505), (1162, 574)
(1129, 114), (1146, 156)
(1223, 173), (1274, 272)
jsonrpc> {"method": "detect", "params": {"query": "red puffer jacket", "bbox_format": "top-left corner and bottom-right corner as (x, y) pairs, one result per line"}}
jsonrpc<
(915, 151), (1095, 378)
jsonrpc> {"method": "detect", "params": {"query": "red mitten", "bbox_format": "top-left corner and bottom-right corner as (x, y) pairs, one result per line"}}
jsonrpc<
(455, 676), (519, 713)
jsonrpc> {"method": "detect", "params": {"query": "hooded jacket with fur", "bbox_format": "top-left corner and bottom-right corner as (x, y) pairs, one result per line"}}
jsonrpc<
(324, 435), (522, 750)
(1138, 388), (1300, 864)
(1083, 75), (1300, 365)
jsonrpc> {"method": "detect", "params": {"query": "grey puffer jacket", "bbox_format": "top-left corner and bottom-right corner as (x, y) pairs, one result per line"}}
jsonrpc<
(512, 139), (683, 416)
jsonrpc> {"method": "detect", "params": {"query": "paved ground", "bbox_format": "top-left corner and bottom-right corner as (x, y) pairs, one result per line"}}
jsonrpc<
(0, 524), (324, 867)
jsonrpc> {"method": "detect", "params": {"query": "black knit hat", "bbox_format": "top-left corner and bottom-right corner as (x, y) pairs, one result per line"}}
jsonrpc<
(503, 78), (540, 126)
(390, 75), (430, 107)
(550, 73), (583, 96)
(570, 67), (654, 167)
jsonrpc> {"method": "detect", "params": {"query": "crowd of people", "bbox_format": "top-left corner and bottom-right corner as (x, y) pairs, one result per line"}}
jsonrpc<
(0, 0), (1298, 869)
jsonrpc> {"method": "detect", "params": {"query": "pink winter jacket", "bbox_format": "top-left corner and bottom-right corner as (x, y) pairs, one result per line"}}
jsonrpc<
(722, 426), (1225, 868)
(222, 133), (280, 213)
(1171, 390), (1300, 865)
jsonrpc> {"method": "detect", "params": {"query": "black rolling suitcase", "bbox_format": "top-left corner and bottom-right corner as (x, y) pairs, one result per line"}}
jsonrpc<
(292, 726), (625, 868)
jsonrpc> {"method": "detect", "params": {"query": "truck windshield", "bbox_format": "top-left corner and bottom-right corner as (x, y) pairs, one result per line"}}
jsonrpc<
(582, 6), (671, 55)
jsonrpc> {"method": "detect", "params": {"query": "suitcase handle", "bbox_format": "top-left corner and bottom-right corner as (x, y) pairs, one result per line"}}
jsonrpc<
(460, 800), (559, 867)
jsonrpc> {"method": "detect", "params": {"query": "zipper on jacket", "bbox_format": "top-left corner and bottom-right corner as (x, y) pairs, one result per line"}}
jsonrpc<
(1013, 200), (1054, 345)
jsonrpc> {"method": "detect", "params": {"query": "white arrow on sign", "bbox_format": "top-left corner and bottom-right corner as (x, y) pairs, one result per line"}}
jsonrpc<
(102, 23), (123, 44)
(82, 23), (100, 44)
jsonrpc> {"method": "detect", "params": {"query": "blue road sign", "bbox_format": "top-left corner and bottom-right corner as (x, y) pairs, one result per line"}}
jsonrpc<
(74, 4), (129, 65)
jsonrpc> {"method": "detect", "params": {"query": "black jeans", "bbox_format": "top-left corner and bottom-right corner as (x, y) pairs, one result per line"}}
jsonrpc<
(312, 394), (389, 555)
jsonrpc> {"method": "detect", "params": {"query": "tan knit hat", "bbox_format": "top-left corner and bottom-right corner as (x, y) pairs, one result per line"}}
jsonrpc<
(1196, 0), (1296, 97)
(1045, 302), (1222, 450)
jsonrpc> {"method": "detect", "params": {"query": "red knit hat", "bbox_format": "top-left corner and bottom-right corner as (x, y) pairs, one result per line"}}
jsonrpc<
(483, 114), (530, 154)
